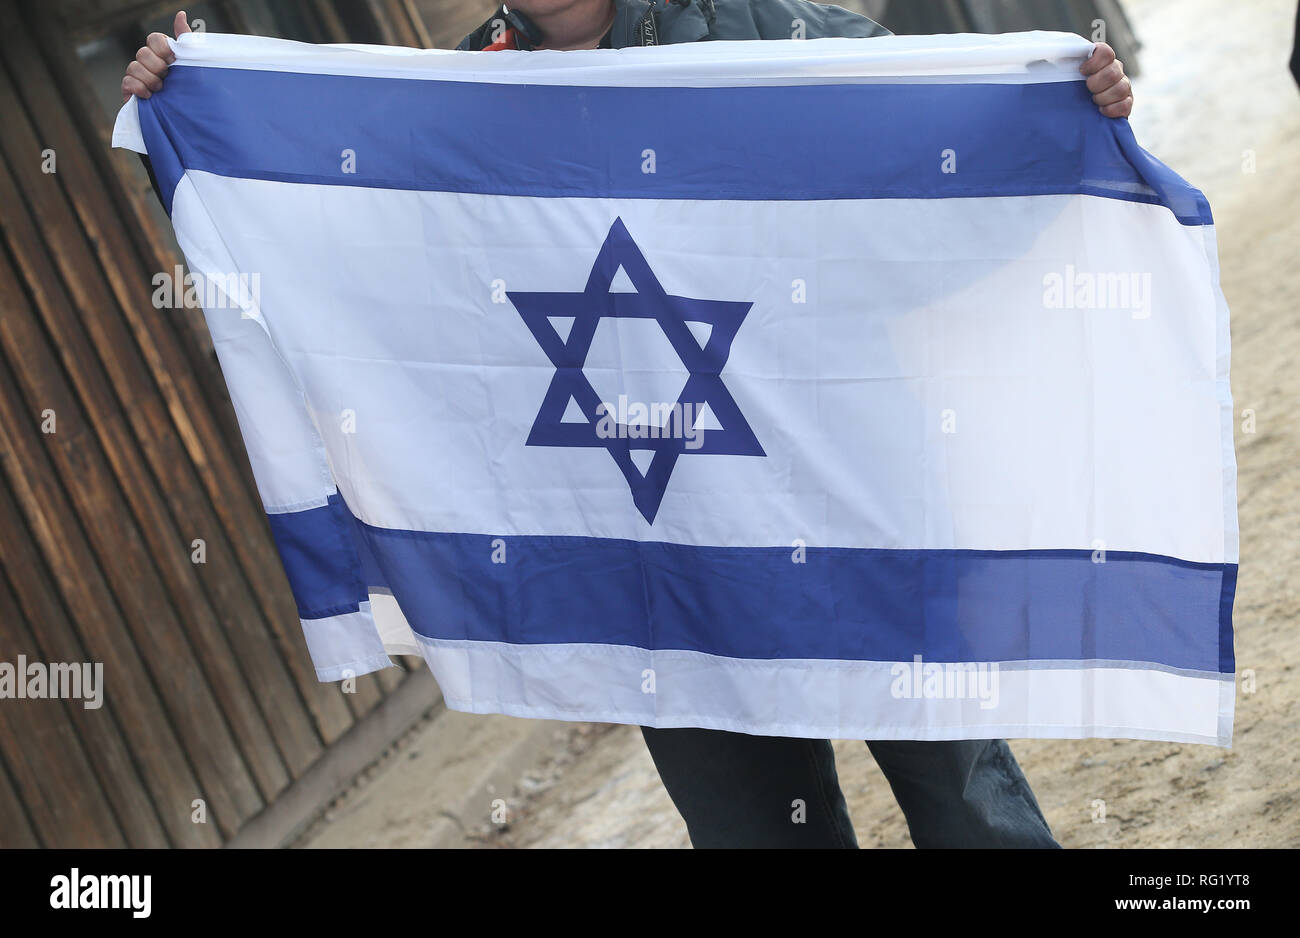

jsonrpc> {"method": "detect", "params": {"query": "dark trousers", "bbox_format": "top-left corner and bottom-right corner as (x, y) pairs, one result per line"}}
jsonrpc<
(640, 727), (1060, 848)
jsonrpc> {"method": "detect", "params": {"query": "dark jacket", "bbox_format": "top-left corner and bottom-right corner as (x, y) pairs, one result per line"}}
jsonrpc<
(456, 0), (891, 51)
(1292, 1), (1300, 89)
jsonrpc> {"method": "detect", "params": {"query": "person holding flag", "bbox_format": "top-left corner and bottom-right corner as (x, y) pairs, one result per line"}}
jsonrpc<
(120, 1), (1137, 849)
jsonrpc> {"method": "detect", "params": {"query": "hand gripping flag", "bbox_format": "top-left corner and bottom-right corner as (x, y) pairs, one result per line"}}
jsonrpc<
(114, 30), (1237, 745)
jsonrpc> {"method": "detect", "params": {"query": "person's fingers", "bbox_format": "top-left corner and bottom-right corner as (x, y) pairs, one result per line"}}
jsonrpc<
(1093, 75), (1132, 107)
(123, 13), (187, 104)
(122, 75), (152, 100)
(126, 60), (164, 92)
(1086, 59), (1125, 94)
(1080, 41), (1116, 75)
(1099, 95), (1134, 119)
(135, 45), (170, 79)
(146, 31), (175, 64)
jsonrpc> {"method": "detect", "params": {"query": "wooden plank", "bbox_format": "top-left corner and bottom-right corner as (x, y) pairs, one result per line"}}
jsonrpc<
(0, 763), (39, 849)
(396, 0), (434, 48)
(218, 0), (256, 35)
(0, 666), (42, 849)
(0, 572), (127, 847)
(308, 0), (350, 42)
(378, 0), (428, 47)
(287, 0), (336, 42)
(0, 477), (170, 847)
(415, 0), (484, 47)
(376, 660), (407, 693)
(52, 0), (166, 37)
(227, 668), (442, 847)
(20, 0), (361, 749)
(345, 671), (387, 719)
(355, 0), (398, 45)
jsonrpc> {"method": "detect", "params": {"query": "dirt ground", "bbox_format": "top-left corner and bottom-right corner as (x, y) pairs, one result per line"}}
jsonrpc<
(305, 0), (1300, 849)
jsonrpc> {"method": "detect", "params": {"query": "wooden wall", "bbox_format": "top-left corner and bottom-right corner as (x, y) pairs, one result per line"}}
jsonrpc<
(0, 0), (439, 848)
(416, 0), (489, 47)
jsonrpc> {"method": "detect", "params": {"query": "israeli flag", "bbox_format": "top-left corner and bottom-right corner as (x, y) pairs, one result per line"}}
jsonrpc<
(114, 30), (1237, 745)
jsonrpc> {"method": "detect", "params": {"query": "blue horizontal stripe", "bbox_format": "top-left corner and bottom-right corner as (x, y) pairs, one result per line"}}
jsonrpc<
(266, 495), (368, 619)
(138, 65), (1211, 225)
(259, 498), (1239, 674)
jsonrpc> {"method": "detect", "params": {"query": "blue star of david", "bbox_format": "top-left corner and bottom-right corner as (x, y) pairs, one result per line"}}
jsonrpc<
(509, 218), (765, 524)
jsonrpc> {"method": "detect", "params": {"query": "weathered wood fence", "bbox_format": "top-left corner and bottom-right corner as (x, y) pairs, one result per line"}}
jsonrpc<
(0, 0), (461, 849)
